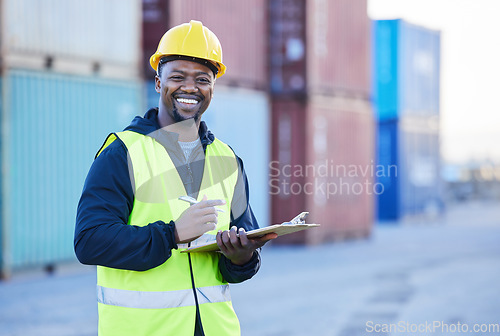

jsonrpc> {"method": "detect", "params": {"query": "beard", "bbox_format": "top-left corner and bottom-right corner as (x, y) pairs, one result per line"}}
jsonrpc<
(172, 105), (201, 123)
(171, 89), (204, 123)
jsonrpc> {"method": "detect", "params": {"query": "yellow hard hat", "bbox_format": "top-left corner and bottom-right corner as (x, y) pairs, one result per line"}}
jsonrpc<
(150, 20), (226, 78)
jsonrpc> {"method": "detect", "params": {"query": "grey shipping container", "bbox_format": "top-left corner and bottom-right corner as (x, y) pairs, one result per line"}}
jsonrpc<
(2, 0), (142, 79)
(201, 86), (271, 227)
(0, 69), (142, 276)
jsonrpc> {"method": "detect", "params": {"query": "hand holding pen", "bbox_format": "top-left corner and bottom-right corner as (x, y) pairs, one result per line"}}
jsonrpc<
(174, 195), (225, 244)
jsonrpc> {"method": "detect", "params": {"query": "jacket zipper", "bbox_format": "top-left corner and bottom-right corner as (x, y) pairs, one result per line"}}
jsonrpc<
(187, 244), (205, 335)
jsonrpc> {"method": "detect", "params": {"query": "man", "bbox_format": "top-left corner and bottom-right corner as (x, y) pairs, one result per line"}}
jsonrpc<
(75, 20), (276, 336)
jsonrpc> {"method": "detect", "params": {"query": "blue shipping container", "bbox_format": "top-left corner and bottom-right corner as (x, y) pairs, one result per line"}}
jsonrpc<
(145, 80), (158, 110)
(376, 118), (443, 220)
(376, 120), (399, 219)
(372, 19), (440, 120)
(1, 70), (142, 274)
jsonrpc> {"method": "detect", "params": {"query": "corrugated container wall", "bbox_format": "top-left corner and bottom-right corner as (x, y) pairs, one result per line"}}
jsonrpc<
(373, 19), (441, 120)
(145, 80), (158, 110)
(202, 87), (270, 226)
(1, 70), (141, 274)
(268, 0), (307, 96)
(273, 97), (375, 244)
(269, 0), (374, 243)
(376, 117), (443, 220)
(306, 96), (374, 242)
(306, 0), (371, 98)
(376, 121), (399, 219)
(270, 98), (307, 229)
(2, 0), (142, 79)
(169, 0), (267, 90)
(373, 19), (442, 220)
(398, 118), (442, 218)
(142, 0), (169, 79)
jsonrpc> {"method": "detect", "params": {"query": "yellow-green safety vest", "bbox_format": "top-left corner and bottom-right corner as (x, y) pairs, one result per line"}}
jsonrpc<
(96, 130), (241, 336)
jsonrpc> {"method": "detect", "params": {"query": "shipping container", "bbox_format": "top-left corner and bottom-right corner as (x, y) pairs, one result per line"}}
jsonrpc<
(2, 0), (142, 79)
(201, 86), (270, 226)
(0, 69), (142, 276)
(271, 96), (374, 244)
(145, 80), (158, 109)
(169, 0), (267, 90)
(268, 0), (307, 95)
(306, 0), (371, 97)
(142, 0), (169, 79)
(269, 98), (308, 231)
(376, 120), (399, 219)
(376, 117), (443, 220)
(304, 95), (374, 243)
(372, 19), (441, 120)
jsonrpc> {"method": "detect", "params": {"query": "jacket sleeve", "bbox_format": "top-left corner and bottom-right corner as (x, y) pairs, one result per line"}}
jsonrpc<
(74, 139), (178, 271)
(218, 155), (262, 283)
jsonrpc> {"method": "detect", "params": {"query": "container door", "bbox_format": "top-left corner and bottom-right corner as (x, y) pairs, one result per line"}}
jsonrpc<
(376, 120), (400, 220)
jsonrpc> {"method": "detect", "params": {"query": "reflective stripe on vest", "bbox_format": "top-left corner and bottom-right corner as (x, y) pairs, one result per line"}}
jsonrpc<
(97, 284), (231, 309)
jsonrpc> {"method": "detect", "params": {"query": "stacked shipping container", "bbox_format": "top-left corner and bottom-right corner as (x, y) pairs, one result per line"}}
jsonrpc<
(142, 0), (170, 79)
(373, 19), (442, 220)
(306, 0), (371, 97)
(0, 0), (377, 274)
(169, 0), (268, 89)
(305, 96), (374, 242)
(141, 1), (374, 241)
(1, 1), (143, 277)
(2, 0), (142, 79)
(269, 0), (307, 95)
(270, 0), (374, 244)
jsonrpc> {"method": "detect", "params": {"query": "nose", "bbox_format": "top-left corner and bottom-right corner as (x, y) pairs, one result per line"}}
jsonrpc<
(181, 77), (198, 92)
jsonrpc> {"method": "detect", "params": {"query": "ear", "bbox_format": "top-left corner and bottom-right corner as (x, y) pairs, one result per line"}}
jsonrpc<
(154, 75), (161, 93)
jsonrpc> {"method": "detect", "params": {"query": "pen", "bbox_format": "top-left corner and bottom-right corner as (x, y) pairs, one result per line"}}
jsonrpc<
(178, 196), (225, 212)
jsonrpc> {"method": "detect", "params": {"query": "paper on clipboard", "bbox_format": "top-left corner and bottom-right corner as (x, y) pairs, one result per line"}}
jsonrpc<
(181, 212), (319, 253)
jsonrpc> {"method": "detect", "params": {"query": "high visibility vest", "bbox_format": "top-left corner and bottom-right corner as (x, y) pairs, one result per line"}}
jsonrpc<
(95, 130), (241, 336)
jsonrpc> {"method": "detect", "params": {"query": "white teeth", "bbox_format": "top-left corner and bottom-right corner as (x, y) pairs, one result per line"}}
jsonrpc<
(176, 98), (198, 104)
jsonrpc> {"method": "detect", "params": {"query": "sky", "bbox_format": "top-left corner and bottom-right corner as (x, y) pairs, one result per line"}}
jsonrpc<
(368, 0), (500, 165)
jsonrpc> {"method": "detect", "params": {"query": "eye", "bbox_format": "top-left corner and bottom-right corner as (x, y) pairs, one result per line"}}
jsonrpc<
(169, 75), (184, 81)
(197, 77), (211, 84)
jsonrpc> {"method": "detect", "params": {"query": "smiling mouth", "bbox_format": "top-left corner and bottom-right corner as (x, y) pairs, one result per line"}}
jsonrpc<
(176, 97), (199, 105)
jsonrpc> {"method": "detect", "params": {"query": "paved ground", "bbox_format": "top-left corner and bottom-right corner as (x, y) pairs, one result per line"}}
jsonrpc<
(1, 200), (500, 336)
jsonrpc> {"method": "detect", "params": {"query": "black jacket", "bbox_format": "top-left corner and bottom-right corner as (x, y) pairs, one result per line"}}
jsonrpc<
(74, 108), (261, 282)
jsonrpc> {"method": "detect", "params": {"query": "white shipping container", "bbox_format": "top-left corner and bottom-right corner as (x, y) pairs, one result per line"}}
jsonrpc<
(2, 0), (141, 72)
(201, 86), (271, 227)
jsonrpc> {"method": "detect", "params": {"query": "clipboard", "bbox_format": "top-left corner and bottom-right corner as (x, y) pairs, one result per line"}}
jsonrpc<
(181, 212), (319, 253)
